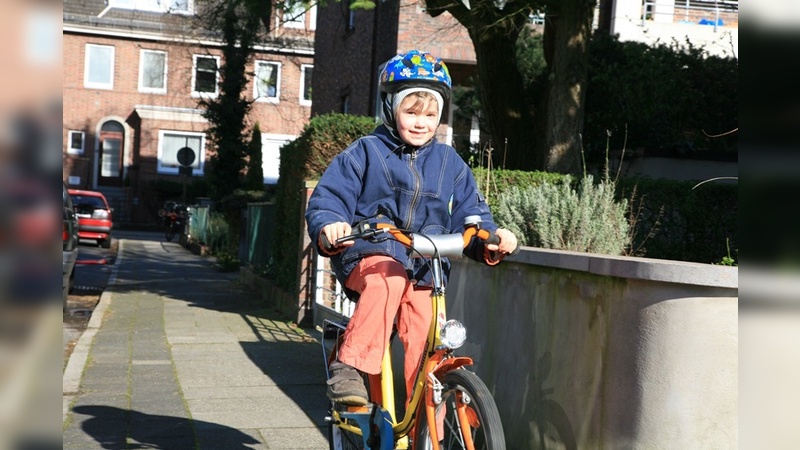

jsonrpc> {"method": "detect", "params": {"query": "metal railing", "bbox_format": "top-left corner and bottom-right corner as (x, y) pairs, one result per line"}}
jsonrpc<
(313, 250), (355, 318)
(642, 0), (738, 32)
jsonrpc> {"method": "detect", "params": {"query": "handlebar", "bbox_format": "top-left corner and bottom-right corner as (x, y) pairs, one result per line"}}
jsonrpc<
(320, 222), (503, 259)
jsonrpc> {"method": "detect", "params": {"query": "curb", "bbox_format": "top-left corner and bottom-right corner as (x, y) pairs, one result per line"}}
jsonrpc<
(62, 240), (124, 422)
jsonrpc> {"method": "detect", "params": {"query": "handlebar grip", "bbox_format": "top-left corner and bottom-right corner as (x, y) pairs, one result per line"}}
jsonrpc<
(484, 232), (500, 246)
(320, 233), (335, 252)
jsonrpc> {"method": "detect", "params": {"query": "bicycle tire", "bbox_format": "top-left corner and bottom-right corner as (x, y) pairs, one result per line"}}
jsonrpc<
(166, 227), (175, 242)
(329, 421), (365, 450)
(415, 369), (505, 450)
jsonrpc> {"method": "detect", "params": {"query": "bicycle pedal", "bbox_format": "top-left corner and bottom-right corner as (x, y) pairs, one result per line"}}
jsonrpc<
(334, 402), (372, 414)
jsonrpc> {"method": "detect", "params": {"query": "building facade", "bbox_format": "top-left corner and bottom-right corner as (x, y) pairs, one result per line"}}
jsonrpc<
(63, 0), (316, 225)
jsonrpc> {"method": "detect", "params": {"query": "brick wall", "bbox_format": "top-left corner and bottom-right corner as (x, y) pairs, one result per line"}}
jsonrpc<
(64, 31), (313, 224)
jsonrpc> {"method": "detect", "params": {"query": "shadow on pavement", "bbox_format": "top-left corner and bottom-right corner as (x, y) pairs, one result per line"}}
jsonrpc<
(72, 405), (260, 449)
(102, 236), (329, 440)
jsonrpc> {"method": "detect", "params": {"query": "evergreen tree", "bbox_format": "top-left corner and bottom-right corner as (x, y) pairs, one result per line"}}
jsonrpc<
(200, 1), (261, 204)
(244, 123), (265, 191)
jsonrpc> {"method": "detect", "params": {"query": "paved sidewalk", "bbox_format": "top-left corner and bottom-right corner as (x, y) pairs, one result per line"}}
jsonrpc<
(63, 235), (329, 449)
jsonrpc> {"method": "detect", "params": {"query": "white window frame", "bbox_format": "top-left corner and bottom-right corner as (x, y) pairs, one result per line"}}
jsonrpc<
(138, 49), (168, 94)
(254, 60), (281, 103)
(84, 44), (115, 90)
(300, 64), (313, 106)
(68, 130), (85, 155)
(156, 130), (206, 175)
(308, 5), (317, 30)
(108, 0), (194, 15)
(191, 54), (220, 98)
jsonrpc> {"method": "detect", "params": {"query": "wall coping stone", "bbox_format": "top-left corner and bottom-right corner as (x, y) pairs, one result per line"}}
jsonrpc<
(509, 246), (738, 289)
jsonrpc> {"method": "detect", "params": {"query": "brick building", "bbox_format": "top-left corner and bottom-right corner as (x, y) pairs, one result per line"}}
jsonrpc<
(310, 0), (484, 153)
(63, 0), (317, 225)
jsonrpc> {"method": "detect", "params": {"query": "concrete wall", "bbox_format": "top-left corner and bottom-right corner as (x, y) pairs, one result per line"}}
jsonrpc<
(444, 247), (737, 448)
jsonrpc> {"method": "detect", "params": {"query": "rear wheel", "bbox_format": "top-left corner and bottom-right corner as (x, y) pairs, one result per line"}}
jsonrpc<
(415, 369), (505, 450)
(99, 237), (111, 249)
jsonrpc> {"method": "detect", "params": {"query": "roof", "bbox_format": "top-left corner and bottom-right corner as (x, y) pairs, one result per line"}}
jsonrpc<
(63, 0), (199, 37)
(63, 0), (314, 52)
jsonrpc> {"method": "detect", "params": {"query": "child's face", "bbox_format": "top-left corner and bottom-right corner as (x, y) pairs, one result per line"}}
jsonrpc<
(395, 95), (439, 147)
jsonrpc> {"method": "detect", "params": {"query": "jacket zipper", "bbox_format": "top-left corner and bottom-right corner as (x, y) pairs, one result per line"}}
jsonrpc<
(405, 150), (421, 229)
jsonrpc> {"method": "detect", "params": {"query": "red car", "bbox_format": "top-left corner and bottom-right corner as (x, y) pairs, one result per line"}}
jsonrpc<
(68, 189), (113, 248)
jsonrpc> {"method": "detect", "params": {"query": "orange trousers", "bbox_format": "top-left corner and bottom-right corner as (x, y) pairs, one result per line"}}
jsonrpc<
(338, 255), (433, 399)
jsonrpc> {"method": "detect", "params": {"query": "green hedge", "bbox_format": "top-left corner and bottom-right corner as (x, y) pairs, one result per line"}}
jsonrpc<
(615, 177), (737, 264)
(584, 34), (738, 166)
(271, 113), (377, 292)
(472, 168), (571, 203)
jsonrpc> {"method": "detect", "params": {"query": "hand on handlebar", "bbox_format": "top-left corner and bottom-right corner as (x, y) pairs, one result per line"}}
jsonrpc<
(319, 222), (355, 255)
(486, 228), (518, 254)
(482, 228), (519, 265)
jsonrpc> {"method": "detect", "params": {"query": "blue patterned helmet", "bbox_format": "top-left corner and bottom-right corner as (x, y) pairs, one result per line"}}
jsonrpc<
(380, 50), (452, 100)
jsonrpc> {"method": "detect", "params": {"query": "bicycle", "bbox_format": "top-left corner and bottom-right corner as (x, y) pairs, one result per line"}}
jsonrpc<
(158, 202), (189, 242)
(320, 215), (508, 450)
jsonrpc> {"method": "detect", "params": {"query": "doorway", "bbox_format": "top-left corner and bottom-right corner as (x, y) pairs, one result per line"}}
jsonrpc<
(98, 120), (124, 187)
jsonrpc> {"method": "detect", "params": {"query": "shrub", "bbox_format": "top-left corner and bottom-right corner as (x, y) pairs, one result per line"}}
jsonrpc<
(492, 175), (629, 255)
(271, 113), (376, 292)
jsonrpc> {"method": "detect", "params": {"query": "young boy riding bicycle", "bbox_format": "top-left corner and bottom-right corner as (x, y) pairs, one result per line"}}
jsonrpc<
(306, 50), (518, 407)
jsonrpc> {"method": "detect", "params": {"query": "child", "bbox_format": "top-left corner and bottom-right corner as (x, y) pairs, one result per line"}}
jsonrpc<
(306, 50), (518, 405)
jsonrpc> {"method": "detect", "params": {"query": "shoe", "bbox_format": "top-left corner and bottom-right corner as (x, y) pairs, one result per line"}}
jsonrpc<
(327, 361), (368, 405)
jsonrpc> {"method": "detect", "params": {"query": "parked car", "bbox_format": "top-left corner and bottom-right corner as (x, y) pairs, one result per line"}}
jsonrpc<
(63, 182), (79, 307)
(68, 189), (113, 248)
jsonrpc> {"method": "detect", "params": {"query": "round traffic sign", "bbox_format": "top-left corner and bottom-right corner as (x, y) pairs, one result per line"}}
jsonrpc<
(177, 147), (196, 167)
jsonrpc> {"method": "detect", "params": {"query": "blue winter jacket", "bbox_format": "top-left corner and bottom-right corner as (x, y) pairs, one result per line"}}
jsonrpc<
(305, 125), (498, 288)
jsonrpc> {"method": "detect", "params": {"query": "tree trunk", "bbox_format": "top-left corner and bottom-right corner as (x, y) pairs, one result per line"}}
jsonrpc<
(467, 10), (536, 171)
(535, 0), (594, 174)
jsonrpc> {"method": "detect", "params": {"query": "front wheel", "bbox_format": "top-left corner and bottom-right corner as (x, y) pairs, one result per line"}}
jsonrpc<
(328, 419), (365, 450)
(415, 369), (505, 450)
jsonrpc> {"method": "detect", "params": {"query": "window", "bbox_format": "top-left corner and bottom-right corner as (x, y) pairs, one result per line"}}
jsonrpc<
(109, 0), (193, 14)
(342, 94), (350, 114)
(254, 61), (280, 102)
(157, 131), (205, 174)
(68, 131), (85, 155)
(281, 4), (316, 29)
(282, 3), (306, 28)
(139, 50), (167, 93)
(300, 64), (312, 105)
(84, 44), (114, 90)
(260, 134), (295, 184)
(374, 62), (386, 119)
(192, 55), (219, 97)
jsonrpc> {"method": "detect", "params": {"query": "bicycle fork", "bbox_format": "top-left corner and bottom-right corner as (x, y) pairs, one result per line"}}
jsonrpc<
(420, 355), (477, 450)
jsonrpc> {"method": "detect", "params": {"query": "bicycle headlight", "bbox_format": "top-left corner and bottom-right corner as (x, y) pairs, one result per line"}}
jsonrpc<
(440, 320), (467, 349)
